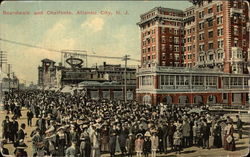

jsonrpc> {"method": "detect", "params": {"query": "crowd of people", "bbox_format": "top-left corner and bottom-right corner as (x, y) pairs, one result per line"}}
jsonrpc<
(0, 90), (244, 157)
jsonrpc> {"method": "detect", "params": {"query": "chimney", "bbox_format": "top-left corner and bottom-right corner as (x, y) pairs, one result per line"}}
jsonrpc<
(103, 62), (106, 67)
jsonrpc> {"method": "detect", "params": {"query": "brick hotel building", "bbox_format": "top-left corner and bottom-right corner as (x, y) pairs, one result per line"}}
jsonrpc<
(136, 0), (250, 105)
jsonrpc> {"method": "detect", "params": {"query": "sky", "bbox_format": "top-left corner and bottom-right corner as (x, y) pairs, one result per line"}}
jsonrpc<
(0, 0), (192, 84)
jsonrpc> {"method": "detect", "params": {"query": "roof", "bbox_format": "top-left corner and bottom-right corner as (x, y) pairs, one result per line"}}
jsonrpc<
(41, 58), (55, 63)
(140, 7), (183, 18)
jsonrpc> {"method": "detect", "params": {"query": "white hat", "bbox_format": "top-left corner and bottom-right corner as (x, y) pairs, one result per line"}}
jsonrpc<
(144, 131), (151, 137)
(45, 127), (55, 134)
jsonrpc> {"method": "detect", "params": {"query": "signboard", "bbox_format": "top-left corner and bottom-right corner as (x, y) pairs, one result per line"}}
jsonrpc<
(62, 51), (87, 67)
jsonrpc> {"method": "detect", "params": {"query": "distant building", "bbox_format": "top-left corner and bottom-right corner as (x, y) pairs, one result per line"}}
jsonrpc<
(38, 60), (137, 100)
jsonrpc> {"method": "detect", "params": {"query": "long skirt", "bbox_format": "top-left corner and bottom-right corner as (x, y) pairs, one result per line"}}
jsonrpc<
(224, 135), (236, 151)
(213, 135), (222, 148)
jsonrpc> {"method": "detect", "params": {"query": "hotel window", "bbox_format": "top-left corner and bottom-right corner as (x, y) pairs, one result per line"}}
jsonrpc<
(217, 28), (223, 36)
(162, 53), (166, 59)
(170, 75), (174, 85)
(199, 33), (204, 40)
(243, 27), (246, 34)
(199, 56), (205, 61)
(174, 37), (179, 44)
(161, 37), (166, 43)
(162, 61), (166, 66)
(217, 4), (223, 12)
(175, 54), (180, 60)
(237, 50), (242, 58)
(208, 20), (213, 27)
(199, 44), (205, 51)
(244, 78), (248, 86)
(148, 47), (151, 52)
(152, 29), (155, 34)
(233, 2), (237, 8)
(183, 46), (186, 52)
(169, 45), (173, 51)
(243, 40), (246, 47)
(209, 43), (213, 49)
(183, 38), (186, 44)
(152, 54), (156, 59)
(217, 16), (223, 24)
(176, 75), (185, 85)
(147, 38), (150, 44)
(234, 39), (238, 47)
(169, 36), (173, 42)
(199, 11), (204, 18)
(206, 76), (217, 86)
(174, 29), (178, 35)
(192, 76), (204, 86)
(152, 38), (155, 43)
(218, 39), (224, 48)
(152, 46), (156, 51)
(208, 31), (213, 38)
(174, 45), (179, 52)
(199, 22), (204, 30)
(162, 45), (166, 51)
(147, 31), (151, 35)
(242, 15), (246, 22)
(233, 27), (239, 36)
(209, 54), (214, 60)
(233, 16), (238, 23)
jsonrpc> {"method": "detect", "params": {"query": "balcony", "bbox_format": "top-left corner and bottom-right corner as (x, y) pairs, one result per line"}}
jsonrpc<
(231, 47), (244, 62)
(230, 8), (243, 16)
(214, 59), (224, 64)
(204, 13), (214, 20)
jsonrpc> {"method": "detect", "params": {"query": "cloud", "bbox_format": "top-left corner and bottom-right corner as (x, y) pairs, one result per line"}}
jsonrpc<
(81, 16), (105, 33)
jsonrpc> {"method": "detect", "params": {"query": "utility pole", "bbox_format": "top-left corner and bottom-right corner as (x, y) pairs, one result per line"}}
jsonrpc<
(0, 50), (7, 105)
(123, 54), (130, 103)
(8, 64), (11, 93)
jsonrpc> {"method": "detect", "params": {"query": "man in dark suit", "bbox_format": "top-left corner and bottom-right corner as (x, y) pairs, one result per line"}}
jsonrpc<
(10, 116), (19, 143)
(201, 119), (210, 149)
(36, 116), (46, 135)
(27, 110), (34, 126)
(1, 116), (11, 142)
(17, 123), (26, 143)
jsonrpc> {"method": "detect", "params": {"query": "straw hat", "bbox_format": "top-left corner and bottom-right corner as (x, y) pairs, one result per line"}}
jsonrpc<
(144, 131), (151, 137)
(57, 126), (65, 131)
(45, 127), (55, 134)
(136, 133), (143, 138)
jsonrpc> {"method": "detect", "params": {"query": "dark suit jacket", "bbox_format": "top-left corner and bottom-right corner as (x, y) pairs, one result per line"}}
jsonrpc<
(17, 129), (25, 141)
